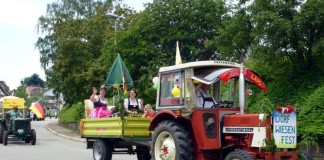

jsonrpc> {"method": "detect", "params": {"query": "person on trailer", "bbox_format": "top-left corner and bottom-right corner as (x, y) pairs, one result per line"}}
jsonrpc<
(195, 82), (218, 108)
(142, 104), (155, 118)
(89, 84), (113, 118)
(124, 89), (142, 115)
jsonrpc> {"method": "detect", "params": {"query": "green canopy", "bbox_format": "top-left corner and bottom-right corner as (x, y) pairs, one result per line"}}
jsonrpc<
(105, 54), (134, 88)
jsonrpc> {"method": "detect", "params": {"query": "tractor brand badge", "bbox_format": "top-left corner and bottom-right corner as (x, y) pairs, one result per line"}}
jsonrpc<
(224, 127), (254, 133)
(273, 110), (297, 148)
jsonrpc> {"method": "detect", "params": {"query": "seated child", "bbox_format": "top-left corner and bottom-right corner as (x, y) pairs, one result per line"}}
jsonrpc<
(142, 104), (155, 118)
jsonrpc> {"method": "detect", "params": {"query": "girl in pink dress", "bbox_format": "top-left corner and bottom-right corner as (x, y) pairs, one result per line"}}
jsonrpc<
(89, 85), (111, 118)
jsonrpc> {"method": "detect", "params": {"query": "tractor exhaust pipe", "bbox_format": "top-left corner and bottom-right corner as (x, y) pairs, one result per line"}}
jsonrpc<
(239, 54), (245, 114)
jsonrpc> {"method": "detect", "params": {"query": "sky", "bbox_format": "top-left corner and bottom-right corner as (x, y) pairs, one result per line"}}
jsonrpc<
(0, 0), (152, 90)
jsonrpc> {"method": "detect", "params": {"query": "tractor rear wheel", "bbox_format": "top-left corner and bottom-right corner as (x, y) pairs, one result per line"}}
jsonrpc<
(3, 130), (8, 145)
(93, 139), (112, 160)
(31, 129), (36, 145)
(0, 123), (4, 143)
(151, 120), (193, 160)
(225, 150), (253, 160)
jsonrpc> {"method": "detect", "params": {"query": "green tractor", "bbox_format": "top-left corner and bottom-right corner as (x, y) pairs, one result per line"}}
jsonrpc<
(0, 96), (36, 146)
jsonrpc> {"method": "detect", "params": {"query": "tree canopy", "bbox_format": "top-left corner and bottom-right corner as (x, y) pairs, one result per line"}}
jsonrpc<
(21, 73), (45, 87)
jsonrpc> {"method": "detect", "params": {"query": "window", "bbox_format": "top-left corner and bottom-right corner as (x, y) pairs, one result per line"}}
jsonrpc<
(203, 113), (216, 138)
(159, 71), (184, 106)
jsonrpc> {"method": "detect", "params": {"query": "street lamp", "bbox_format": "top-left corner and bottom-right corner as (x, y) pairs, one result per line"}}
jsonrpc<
(106, 13), (123, 106)
(106, 13), (123, 45)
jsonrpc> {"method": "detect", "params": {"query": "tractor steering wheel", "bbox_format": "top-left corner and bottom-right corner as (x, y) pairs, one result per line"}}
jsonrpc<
(215, 100), (234, 108)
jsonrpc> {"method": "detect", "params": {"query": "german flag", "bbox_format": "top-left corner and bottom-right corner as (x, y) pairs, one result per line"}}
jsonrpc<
(29, 101), (45, 118)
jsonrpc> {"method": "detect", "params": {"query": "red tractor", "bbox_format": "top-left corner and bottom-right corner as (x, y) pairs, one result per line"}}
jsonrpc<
(149, 60), (311, 160)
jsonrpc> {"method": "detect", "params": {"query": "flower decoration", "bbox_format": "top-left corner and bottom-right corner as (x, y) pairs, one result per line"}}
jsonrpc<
(276, 105), (294, 113)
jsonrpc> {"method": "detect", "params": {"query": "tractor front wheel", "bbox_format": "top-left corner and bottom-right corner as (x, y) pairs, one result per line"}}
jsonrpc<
(3, 130), (8, 145)
(31, 129), (36, 145)
(151, 120), (193, 160)
(93, 139), (112, 160)
(225, 150), (254, 160)
(25, 137), (30, 143)
(298, 150), (313, 160)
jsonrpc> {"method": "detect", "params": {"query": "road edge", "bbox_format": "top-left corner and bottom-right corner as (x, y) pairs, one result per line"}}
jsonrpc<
(45, 122), (86, 143)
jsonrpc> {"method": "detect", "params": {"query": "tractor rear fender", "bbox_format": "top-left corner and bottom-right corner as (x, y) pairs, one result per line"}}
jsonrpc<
(149, 110), (189, 131)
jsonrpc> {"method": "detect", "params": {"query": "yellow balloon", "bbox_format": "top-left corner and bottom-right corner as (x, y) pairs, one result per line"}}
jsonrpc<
(113, 84), (120, 89)
(172, 87), (181, 97)
(193, 79), (199, 84)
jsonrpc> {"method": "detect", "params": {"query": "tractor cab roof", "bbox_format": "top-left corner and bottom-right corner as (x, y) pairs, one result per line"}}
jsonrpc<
(159, 61), (240, 73)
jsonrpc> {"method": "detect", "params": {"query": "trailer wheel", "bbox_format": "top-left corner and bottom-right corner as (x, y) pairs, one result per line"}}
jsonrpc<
(151, 120), (193, 160)
(298, 150), (313, 160)
(3, 130), (8, 146)
(31, 129), (36, 145)
(136, 145), (151, 160)
(225, 150), (253, 160)
(93, 139), (112, 160)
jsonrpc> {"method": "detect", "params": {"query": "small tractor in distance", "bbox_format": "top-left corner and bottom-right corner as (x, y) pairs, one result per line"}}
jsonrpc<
(149, 60), (311, 160)
(0, 97), (36, 146)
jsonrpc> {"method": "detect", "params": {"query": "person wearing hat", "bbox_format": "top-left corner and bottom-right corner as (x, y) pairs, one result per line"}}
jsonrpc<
(89, 84), (113, 118)
(195, 82), (218, 108)
(7, 106), (22, 119)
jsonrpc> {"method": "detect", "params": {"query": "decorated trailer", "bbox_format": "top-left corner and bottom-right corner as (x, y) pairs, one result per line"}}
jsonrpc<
(80, 117), (152, 160)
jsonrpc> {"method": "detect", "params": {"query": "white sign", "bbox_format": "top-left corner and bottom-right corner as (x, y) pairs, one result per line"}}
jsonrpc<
(273, 110), (297, 148)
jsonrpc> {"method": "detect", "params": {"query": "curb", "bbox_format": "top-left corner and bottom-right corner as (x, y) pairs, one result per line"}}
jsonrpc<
(46, 123), (86, 143)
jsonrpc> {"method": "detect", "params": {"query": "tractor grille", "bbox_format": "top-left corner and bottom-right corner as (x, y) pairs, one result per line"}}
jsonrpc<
(14, 120), (26, 131)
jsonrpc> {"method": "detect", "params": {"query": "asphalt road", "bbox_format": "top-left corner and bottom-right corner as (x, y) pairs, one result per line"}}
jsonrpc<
(0, 118), (137, 160)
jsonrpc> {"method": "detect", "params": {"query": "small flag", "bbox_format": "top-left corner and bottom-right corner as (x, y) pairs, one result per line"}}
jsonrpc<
(29, 101), (45, 118)
(122, 71), (127, 93)
(175, 41), (182, 65)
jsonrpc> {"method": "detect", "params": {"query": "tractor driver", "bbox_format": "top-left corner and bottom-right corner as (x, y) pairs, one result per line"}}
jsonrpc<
(7, 106), (22, 119)
(195, 82), (218, 108)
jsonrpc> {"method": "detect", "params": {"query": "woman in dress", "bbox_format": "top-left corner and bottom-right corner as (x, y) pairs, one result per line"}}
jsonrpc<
(124, 89), (142, 115)
(89, 84), (112, 118)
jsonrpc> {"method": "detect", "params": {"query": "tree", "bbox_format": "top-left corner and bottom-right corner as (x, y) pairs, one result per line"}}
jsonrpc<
(21, 74), (45, 87)
(209, 5), (253, 62)
(36, 0), (136, 105)
(101, 0), (228, 104)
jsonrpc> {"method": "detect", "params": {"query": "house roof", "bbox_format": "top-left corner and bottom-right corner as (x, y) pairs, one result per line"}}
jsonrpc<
(0, 81), (9, 96)
(26, 86), (48, 94)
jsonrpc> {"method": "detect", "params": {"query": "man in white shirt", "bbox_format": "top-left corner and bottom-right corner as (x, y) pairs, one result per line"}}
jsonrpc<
(196, 82), (217, 108)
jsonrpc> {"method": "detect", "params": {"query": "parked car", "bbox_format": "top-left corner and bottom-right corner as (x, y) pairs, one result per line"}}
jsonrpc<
(48, 109), (58, 119)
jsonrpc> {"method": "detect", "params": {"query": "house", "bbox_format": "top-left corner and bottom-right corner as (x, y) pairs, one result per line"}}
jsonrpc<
(43, 88), (64, 111)
(26, 86), (48, 98)
(0, 81), (10, 98)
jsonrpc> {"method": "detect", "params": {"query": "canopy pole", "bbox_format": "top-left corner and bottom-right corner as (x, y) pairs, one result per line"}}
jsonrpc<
(113, 95), (115, 106)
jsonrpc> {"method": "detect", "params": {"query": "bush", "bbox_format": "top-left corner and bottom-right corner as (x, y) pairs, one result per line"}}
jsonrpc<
(59, 102), (85, 123)
(298, 86), (324, 139)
